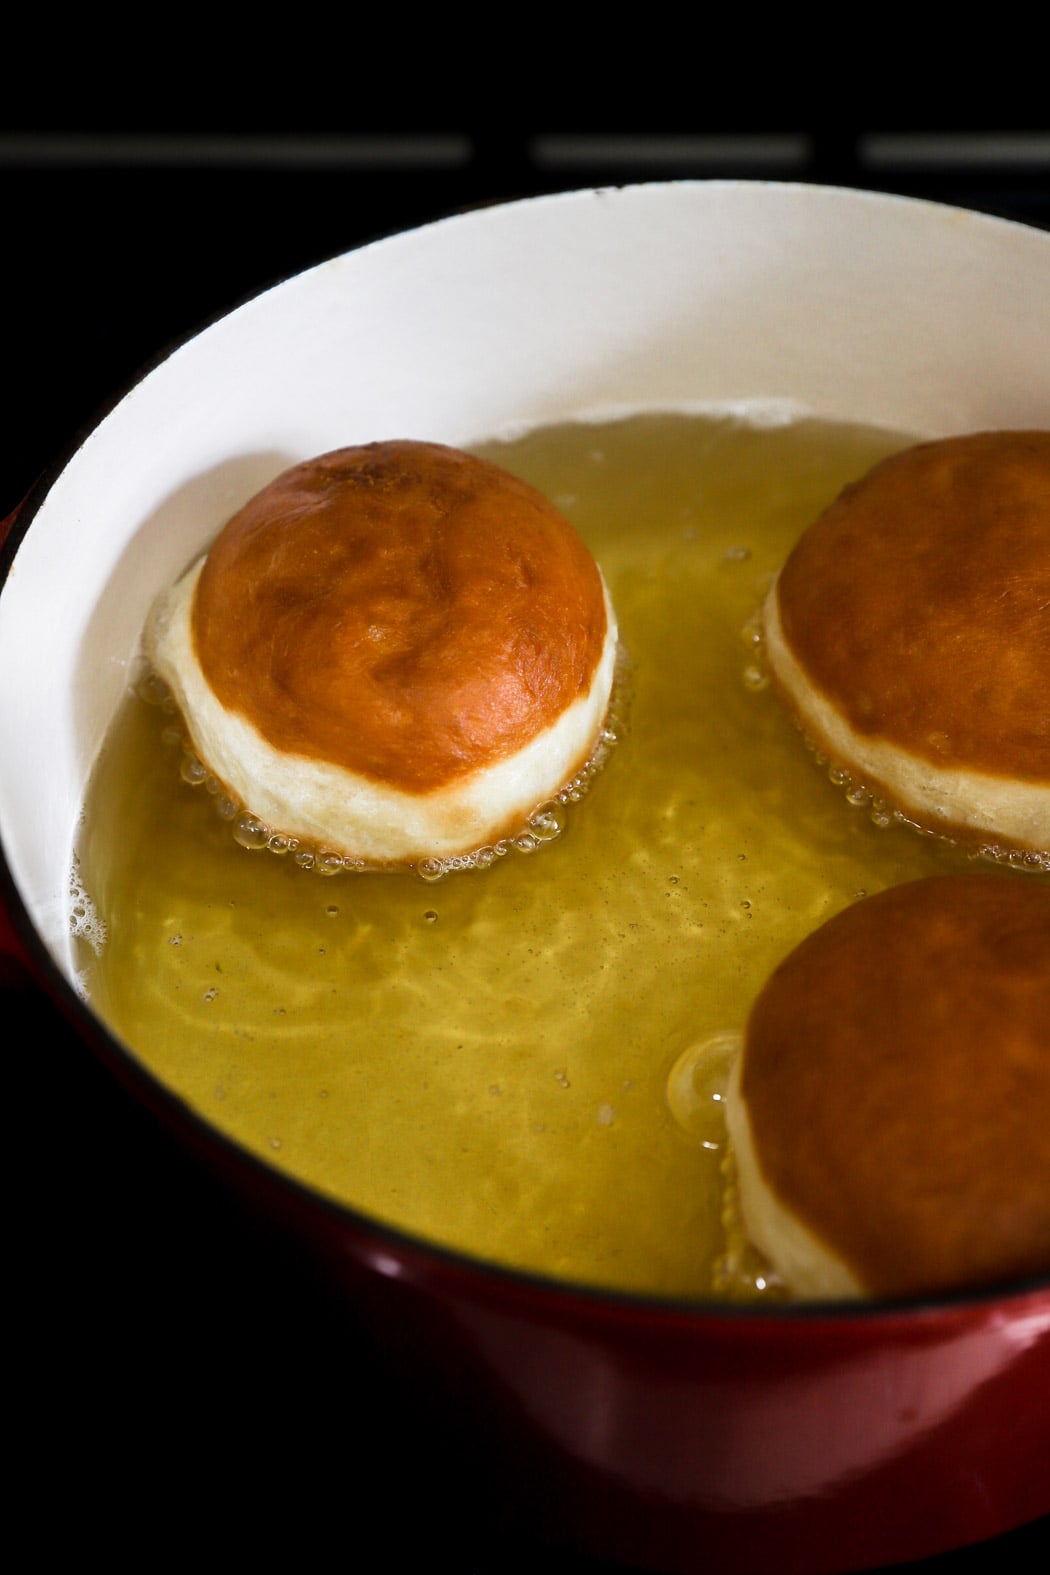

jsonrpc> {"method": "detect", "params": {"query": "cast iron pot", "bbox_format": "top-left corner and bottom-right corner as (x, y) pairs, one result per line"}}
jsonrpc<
(2, 181), (1048, 1574)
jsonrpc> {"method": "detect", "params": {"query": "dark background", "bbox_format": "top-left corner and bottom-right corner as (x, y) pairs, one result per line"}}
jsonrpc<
(5, 62), (1048, 1572)
(5, 75), (1050, 522)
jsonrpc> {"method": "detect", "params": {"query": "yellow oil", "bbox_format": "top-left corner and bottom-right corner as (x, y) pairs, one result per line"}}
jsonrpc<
(72, 411), (987, 1302)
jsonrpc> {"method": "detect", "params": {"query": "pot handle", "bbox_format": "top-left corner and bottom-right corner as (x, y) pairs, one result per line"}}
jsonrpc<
(1, 498), (37, 985)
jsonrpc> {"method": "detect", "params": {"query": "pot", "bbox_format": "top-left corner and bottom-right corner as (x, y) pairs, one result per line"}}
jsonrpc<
(2, 181), (1049, 1573)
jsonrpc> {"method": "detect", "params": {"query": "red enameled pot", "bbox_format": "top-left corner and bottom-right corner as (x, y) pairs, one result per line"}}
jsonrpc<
(2, 182), (1048, 1573)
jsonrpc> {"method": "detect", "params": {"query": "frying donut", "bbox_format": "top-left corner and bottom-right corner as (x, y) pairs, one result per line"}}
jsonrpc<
(725, 874), (1050, 1299)
(145, 440), (619, 869)
(762, 431), (1050, 863)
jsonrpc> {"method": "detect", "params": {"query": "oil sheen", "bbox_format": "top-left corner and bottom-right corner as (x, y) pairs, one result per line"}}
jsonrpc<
(72, 411), (988, 1302)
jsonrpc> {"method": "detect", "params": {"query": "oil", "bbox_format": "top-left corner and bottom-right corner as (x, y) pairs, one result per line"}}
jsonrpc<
(72, 410), (989, 1302)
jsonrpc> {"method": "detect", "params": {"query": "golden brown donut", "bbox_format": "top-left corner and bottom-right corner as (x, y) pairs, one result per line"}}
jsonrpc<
(725, 874), (1050, 1300)
(761, 431), (1050, 862)
(145, 440), (619, 868)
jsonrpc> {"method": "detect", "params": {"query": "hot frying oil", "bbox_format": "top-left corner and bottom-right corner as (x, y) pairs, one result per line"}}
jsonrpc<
(73, 411), (983, 1301)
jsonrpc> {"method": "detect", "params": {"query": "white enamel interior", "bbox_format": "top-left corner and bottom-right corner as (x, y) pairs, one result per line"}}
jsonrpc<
(2, 180), (1049, 988)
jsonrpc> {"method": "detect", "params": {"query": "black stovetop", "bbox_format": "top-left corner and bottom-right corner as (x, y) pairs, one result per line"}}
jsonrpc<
(5, 121), (1049, 523)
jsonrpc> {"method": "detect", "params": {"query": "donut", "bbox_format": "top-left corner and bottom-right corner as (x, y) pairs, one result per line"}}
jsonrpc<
(145, 440), (619, 869)
(725, 874), (1050, 1299)
(761, 431), (1050, 863)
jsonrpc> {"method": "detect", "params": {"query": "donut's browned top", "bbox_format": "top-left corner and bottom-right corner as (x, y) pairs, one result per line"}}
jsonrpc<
(740, 874), (1050, 1298)
(775, 431), (1050, 782)
(192, 441), (609, 793)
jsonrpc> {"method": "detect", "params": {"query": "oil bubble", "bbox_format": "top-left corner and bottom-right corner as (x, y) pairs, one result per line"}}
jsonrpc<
(666, 1032), (741, 1146)
(529, 802), (566, 842)
(233, 815), (270, 851)
(740, 612), (763, 648)
(68, 859), (107, 953)
(180, 755), (208, 788)
(136, 670), (171, 707)
(317, 853), (347, 876)
(712, 1147), (787, 1303)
